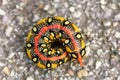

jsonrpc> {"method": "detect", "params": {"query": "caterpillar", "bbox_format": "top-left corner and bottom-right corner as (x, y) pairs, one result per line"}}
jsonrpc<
(25, 17), (86, 69)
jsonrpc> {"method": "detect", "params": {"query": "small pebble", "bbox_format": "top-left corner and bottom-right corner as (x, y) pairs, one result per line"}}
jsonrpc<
(103, 21), (111, 27)
(2, 0), (8, 5)
(100, 0), (107, 5)
(5, 27), (13, 37)
(43, 5), (49, 10)
(68, 69), (74, 76)
(117, 75), (120, 80)
(2, 77), (6, 80)
(95, 60), (102, 69)
(115, 32), (120, 38)
(113, 22), (118, 27)
(32, 15), (40, 22)
(0, 8), (6, 15)
(114, 14), (120, 21)
(77, 70), (88, 78)
(73, 11), (81, 18)
(69, 7), (75, 13)
(34, 70), (39, 75)
(2, 66), (10, 76)
(26, 76), (34, 80)
(10, 70), (15, 77)
(0, 61), (5, 67)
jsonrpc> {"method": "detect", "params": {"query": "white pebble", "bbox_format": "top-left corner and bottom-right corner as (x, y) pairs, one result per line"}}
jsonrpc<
(95, 61), (102, 69)
(115, 32), (120, 38)
(113, 22), (118, 27)
(77, 70), (88, 78)
(0, 61), (5, 67)
(5, 27), (13, 37)
(114, 14), (120, 21)
(69, 7), (75, 13)
(32, 15), (40, 22)
(26, 76), (34, 80)
(104, 21), (111, 27)
(2, 0), (8, 5)
(100, 0), (107, 5)
(2, 66), (10, 76)
(73, 11), (81, 18)
(43, 5), (49, 10)
(10, 70), (15, 77)
(2, 77), (6, 80)
(0, 8), (6, 15)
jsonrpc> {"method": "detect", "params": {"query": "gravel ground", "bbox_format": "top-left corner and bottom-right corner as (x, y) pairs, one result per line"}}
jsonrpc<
(0, 0), (120, 80)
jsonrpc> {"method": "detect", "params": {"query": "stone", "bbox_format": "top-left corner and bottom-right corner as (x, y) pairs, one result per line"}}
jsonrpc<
(2, 66), (10, 76)
(2, 77), (6, 80)
(43, 5), (49, 11)
(77, 70), (88, 78)
(0, 8), (6, 15)
(32, 15), (40, 22)
(69, 7), (75, 13)
(95, 60), (102, 69)
(73, 11), (81, 18)
(114, 14), (120, 21)
(113, 22), (118, 27)
(26, 76), (34, 80)
(100, 0), (107, 5)
(117, 75), (120, 80)
(10, 70), (15, 77)
(2, 0), (8, 5)
(103, 21), (111, 27)
(115, 32), (120, 38)
(0, 61), (5, 67)
(5, 26), (13, 37)
(34, 70), (39, 75)
(68, 69), (74, 76)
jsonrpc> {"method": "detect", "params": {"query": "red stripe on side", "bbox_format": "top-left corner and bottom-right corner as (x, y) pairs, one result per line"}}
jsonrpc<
(34, 24), (82, 64)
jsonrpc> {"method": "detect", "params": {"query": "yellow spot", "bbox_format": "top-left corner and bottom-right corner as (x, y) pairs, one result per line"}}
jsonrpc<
(49, 32), (54, 40)
(76, 33), (82, 39)
(47, 63), (51, 68)
(51, 49), (55, 54)
(81, 49), (86, 57)
(36, 62), (45, 69)
(72, 53), (77, 58)
(48, 18), (52, 23)
(43, 48), (48, 52)
(64, 21), (70, 25)
(65, 39), (69, 44)
(32, 27), (37, 32)
(59, 61), (63, 64)
(81, 40), (85, 49)
(48, 51), (51, 55)
(41, 44), (46, 48)
(33, 57), (37, 62)
(44, 37), (49, 43)
(51, 63), (57, 69)
(64, 57), (68, 62)
(66, 46), (73, 53)
(27, 43), (32, 48)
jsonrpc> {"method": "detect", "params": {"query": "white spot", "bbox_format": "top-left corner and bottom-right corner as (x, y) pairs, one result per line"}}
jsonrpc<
(65, 39), (69, 44)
